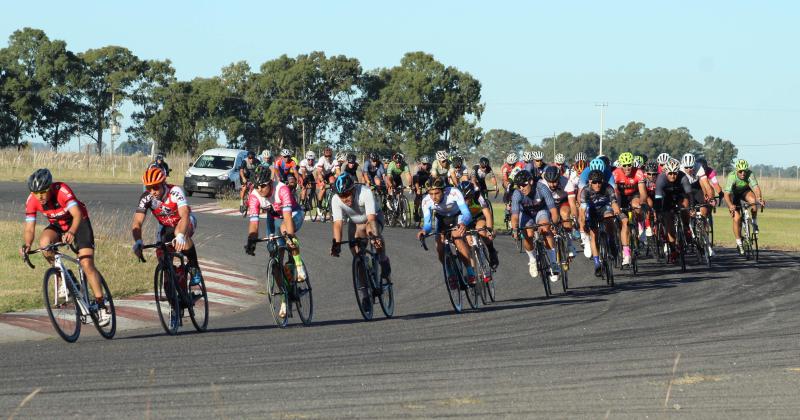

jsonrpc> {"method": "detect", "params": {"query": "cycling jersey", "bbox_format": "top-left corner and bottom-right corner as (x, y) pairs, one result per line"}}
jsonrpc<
(298, 159), (316, 184)
(500, 162), (525, 183)
(239, 158), (262, 180)
(387, 161), (410, 177)
(136, 184), (190, 227)
(246, 181), (300, 221)
(421, 187), (471, 234)
(431, 160), (450, 179)
(25, 182), (89, 231)
(331, 185), (381, 224)
(511, 183), (556, 217)
(466, 194), (490, 220)
(362, 160), (385, 184)
(723, 170), (759, 195)
(578, 167), (617, 190)
(315, 156), (337, 176)
(612, 167), (645, 196)
(414, 168), (431, 188)
(564, 171), (580, 197)
(680, 162), (707, 189)
(538, 177), (569, 206)
(580, 184), (617, 211)
(449, 165), (467, 183)
(654, 171), (693, 209)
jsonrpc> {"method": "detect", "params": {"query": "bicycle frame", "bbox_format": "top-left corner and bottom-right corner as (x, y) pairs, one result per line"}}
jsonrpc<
(25, 243), (92, 318)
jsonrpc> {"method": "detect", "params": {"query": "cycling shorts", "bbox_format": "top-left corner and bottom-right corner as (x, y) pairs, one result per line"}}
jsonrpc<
(44, 219), (95, 251)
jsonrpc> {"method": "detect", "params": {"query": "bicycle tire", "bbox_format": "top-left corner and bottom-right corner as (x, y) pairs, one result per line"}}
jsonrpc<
(675, 217), (687, 272)
(352, 255), (374, 320)
(537, 241), (552, 298)
(629, 224), (639, 276)
(43, 268), (81, 343)
(89, 272), (117, 339)
(753, 229), (759, 263)
(397, 195), (410, 228)
(188, 274), (209, 332)
(294, 268), (313, 325)
(154, 264), (181, 335)
(266, 257), (289, 328)
(375, 254), (395, 318)
(465, 260), (480, 310)
(443, 254), (464, 313)
(599, 230), (615, 286)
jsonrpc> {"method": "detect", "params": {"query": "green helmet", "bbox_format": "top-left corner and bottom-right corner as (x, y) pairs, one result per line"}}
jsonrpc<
(735, 159), (749, 171)
(618, 152), (634, 166)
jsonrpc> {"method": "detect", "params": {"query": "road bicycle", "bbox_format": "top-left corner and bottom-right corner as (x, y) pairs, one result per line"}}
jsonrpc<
(551, 222), (572, 292)
(420, 225), (480, 313)
(138, 242), (209, 335)
(736, 202), (763, 262)
(24, 242), (116, 343)
(687, 204), (713, 268)
(588, 215), (617, 287)
(384, 187), (412, 228)
(619, 207), (642, 275)
(466, 227), (496, 305)
(254, 234), (313, 327)
(335, 236), (394, 320)
(519, 227), (561, 297)
(311, 183), (334, 223)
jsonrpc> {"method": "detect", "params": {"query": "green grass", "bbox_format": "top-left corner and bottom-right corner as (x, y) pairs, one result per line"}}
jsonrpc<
(713, 208), (800, 252)
(0, 219), (153, 313)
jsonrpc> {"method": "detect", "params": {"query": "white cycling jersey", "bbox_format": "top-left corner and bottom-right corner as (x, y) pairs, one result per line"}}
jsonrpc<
(681, 162), (707, 185)
(565, 171), (580, 197)
(315, 156), (336, 175)
(421, 187), (471, 233)
(299, 159), (315, 176)
(331, 185), (378, 225)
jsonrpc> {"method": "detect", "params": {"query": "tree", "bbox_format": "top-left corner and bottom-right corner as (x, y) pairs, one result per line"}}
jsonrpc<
(78, 46), (142, 155)
(702, 136), (738, 172)
(473, 129), (528, 164)
(35, 40), (84, 150)
(217, 61), (258, 149)
(145, 78), (219, 154)
(128, 59), (176, 151)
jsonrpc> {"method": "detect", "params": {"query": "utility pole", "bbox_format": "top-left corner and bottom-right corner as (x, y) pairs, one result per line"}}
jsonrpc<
(596, 102), (608, 155)
(553, 132), (556, 160)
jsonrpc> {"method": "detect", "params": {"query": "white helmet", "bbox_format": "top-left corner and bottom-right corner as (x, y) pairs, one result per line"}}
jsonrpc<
(664, 159), (680, 173)
(554, 153), (565, 164)
(574, 152), (587, 162)
(505, 153), (518, 165)
(335, 152), (346, 162)
(521, 151), (533, 162)
(261, 150), (272, 160)
(681, 153), (695, 168)
(435, 150), (449, 161)
(280, 149), (291, 157)
(613, 160), (620, 168)
(305, 151), (316, 160)
(531, 150), (544, 160)
(657, 153), (671, 165)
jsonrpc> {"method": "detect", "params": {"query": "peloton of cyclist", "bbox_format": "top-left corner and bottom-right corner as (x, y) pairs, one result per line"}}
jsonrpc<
(612, 152), (648, 268)
(654, 159), (694, 263)
(510, 170), (560, 282)
(722, 159), (766, 255)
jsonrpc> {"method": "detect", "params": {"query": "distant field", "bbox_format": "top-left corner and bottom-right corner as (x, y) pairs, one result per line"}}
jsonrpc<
(754, 176), (800, 202)
(0, 149), (187, 185)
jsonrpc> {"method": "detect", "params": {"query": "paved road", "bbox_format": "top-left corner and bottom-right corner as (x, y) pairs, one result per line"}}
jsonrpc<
(1, 182), (799, 418)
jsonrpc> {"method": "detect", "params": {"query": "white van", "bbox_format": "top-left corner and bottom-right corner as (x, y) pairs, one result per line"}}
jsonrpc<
(183, 148), (248, 197)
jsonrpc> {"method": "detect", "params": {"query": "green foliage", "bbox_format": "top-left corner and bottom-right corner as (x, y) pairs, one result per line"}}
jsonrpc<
(473, 129), (528, 164)
(702, 136), (738, 171)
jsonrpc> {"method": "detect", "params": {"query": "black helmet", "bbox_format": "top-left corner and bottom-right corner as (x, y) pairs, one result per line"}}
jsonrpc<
(368, 152), (379, 161)
(643, 161), (658, 174)
(514, 170), (532, 185)
(589, 169), (605, 184)
(452, 156), (463, 167)
(334, 174), (355, 195)
(479, 157), (489, 167)
(346, 153), (358, 164)
(542, 165), (560, 182)
(426, 177), (447, 190)
(598, 155), (611, 167)
(28, 168), (53, 192)
(155, 154), (164, 161)
(253, 166), (272, 185)
(247, 150), (256, 158)
(457, 180), (475, 200)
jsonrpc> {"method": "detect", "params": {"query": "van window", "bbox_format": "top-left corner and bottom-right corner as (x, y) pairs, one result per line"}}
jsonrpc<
(194, 155), (236, 170)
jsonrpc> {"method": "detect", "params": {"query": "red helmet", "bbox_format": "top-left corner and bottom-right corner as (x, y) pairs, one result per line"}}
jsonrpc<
(142, 167), (166, 186)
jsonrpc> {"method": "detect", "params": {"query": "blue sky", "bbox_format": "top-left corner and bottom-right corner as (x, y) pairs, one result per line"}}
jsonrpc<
(3, 1), (798, 166)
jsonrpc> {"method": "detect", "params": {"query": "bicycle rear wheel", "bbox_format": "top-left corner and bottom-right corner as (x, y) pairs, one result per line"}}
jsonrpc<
(266, 258), (289, 328)
(675, 219), (687, 272)
(537, 242), (552, 298)
(43, 268), (81, 343)
(752, 229), (759, 262)
(294, 273), (313, 325)
(154, 265), (181, 335)
(443, 255), (464, 313)
(397, 195), (410, 228)
(188, 274), (209, 332)
(88, 272), (116, 339)
(375, 255), (395, 318)
(599, 232), (614, 287)
(352, 256), (374, 320)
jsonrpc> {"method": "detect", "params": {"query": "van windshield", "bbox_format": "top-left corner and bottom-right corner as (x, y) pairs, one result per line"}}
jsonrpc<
(194, 155), (236, 170)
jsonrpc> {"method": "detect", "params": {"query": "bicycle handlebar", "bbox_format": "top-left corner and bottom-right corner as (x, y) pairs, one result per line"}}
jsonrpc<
(23, 242), (74, 269)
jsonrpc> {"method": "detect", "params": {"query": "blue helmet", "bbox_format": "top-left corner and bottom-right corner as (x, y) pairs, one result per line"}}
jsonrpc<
(589, 158), (605, 172)
(333, 174), (355, 195)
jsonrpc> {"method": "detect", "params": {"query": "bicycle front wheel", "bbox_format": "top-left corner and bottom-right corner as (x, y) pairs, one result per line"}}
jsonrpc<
(266, 258), (289, 328)
(397, 195), (411, 228)
(352, 256), (374, 320)
(188, 275), (209, 332)
(154, 265), (181, 335)
(43, 268), (81, 343)
(89, 272), (116, 339)
(443, 255), (464, 313)
(294, 266), (313, 325)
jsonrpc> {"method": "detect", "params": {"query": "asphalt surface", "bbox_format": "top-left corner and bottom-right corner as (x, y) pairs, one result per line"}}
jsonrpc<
(1, 182), (799, 418)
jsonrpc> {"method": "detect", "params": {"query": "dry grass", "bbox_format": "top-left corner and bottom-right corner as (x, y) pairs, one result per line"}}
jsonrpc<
(0, 213), (155, 313)
(755, 176), (800, 202)
(0, 149), (189, 185)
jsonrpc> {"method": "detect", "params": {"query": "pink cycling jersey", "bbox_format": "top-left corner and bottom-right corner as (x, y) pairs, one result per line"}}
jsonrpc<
(247, 181), (299, 221)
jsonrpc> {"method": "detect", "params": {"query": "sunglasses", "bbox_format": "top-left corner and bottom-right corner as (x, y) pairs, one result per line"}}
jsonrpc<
(590, 180), (602, 185)
(257, 183), (270, 189)
(737, 170), (746, 174)
(621, 164), (632, 168)
(667, 172), (678, 176)
(517, 182), (531, 187)
(646, 172), (657, 176)
(338, 191), (354, 199)
(683, 166), (693, 170)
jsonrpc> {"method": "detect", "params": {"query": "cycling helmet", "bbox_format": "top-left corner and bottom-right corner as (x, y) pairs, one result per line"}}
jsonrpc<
(588, 170), (605, 184)
(664, 160), (680, 174)
(333, 173), (355, 194)
(657, 153), (671, 165)
(681, 153), (695, 168)
(452, 155), (463, 167)
(735, 159), (749, 171)
(633, 155), (644, 168)
(253, 165), (272, 185)
(305, 151), (316, 160)
(435, 150), (449, 161)
(280, 149), (291, 157)
(513, 169), (532, 185)
(393, 152), (405, 162)
(368, 152), (379, 161)
(479, 157), (490, 167)
(346, 153), (358, 164)
(531, 150), (544, 160)
(27, 168), (53, 192)
(589, 158), (605, 172)
(505, 153), (518, 165)
(509, 166), (523, 182)
(521, 151), (533, 162)
(155, 154), (164, 161)
(335, 152), (346, 162)
(261, 150), (272, 160)
(554, 153), (566, 165)
(246, 150), (256, 158)
(574, 152), (587, 162)
(419, 155), (431, 164)
(598, 155), (611, 167)
(426, 177), (447, 190)
(613, 160), (620, 168)
(142, 167), (166, 186)
(639, 154), (648, 164)
(543, 165), (560, 182)
(618, 152), (634, 166)
(574, 159), (587, 173)
(644, 161), (658, 174)
(457, 180), (475, 200)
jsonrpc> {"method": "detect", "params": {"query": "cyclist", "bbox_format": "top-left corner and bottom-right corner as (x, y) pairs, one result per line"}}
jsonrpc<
(510, 170), (560, 282)
(520, 151), (535, 175)
(243, 167), (306, 318)
(541, 165), (578, 258)
(458, 180), (499, 268)
(431, 150), (451, 185)
(298, 151), (317, 204)
(654, 159), (693, 263)
(273, 149), (300, 184)
(340, 153), (360, 178)
(329, 174), (392, 309)
(530, 150), (546, 177)
(133, 167), (204, 287)
(416, 177), (477, 286)
(642, 161), (659, 238)
(448, 155), (469, 186)
(723, 159), (766, 255)
(238, 151), (261, 213)
(696, 157), (723, 200)
(386, 152), (412, 197)
(361, 152), (386, 189)
(553, 153), (567, 176)
(412, 156), (433, 222)
(680, 153), (715, 220)
(260, 149), (273, 168)
(501, 153), (524, 202)
(566, 158), (590, 257)
(656, 153), (671, 174)
(470, 156), (496, 197)
(612, 152), (648, 268)
(148, 153), (171, 177)
(22, 169), (110, 325)
(579, 169), (621, 277)
(314, 147), (337, 203)
(577, 158), (617, 237)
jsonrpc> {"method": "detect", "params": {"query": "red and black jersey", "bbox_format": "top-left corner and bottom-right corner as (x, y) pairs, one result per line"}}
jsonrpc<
(25, 182), (89, 231)
(136, 184), (191, 227)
